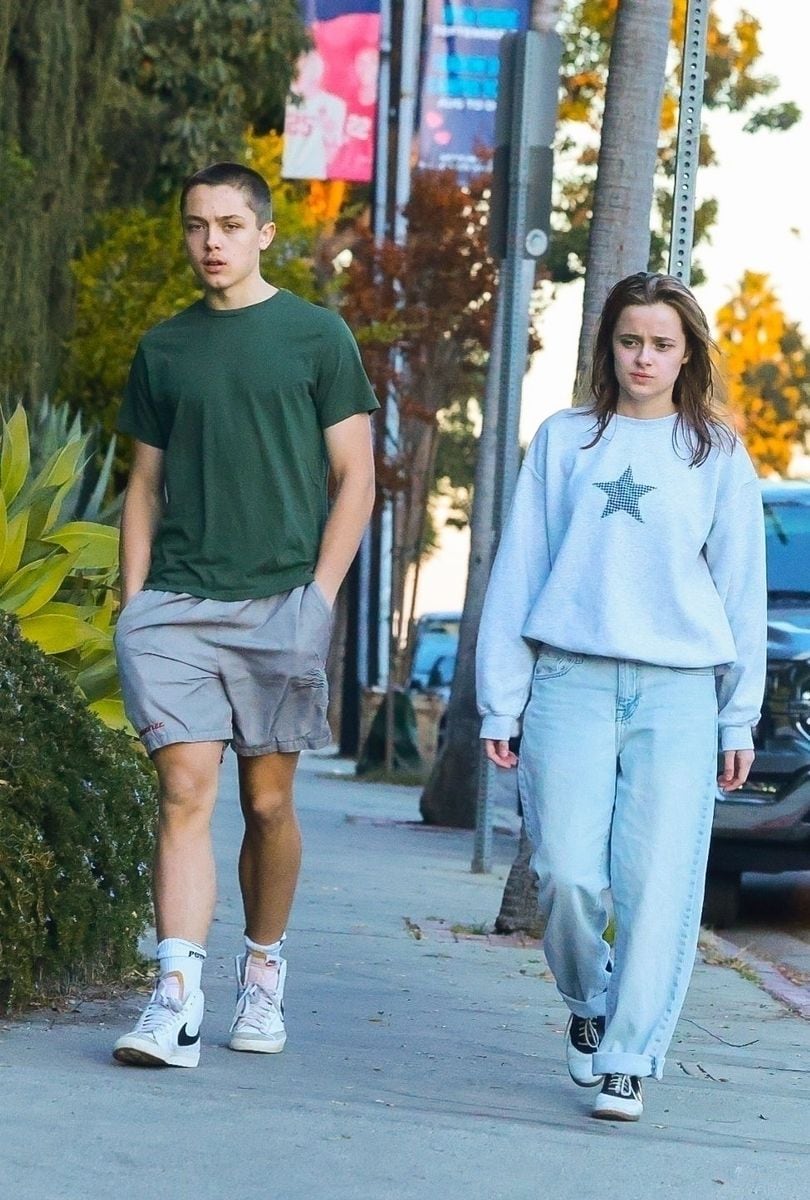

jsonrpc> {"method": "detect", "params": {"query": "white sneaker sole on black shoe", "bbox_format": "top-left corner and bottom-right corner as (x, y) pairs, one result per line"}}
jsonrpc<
(113, 987), (203, 1068)
(566, 1016), (604, 1088)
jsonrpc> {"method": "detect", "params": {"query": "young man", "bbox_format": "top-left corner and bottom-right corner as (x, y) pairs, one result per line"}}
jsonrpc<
(112, 161), (378, 1068)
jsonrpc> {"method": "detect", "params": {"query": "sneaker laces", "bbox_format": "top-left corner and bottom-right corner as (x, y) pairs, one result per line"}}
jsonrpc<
(577, 1017), (601, 1052)
(605, 1073), (639, 1099)
(230, 982), (281, 1034)
(134, 989), (182, 1034)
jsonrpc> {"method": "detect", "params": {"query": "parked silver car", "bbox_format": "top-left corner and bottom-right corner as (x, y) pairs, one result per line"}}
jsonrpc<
(705, 480), (810, 925)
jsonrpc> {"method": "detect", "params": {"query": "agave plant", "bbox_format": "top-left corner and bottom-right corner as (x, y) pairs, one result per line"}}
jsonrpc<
(0, 403), (127, 729)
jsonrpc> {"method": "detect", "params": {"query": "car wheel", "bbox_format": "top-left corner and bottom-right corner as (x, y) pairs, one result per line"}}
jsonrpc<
(702, 870), (741, 928)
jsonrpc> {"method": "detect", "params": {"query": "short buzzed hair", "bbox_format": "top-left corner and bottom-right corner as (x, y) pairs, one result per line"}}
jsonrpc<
(180, 162), (273, 227)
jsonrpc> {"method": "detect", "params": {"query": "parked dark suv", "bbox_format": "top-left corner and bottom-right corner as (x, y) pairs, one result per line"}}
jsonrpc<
(706, 480), (810, 925)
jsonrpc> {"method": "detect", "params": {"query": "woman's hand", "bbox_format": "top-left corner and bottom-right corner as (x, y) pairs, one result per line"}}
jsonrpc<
(717, 749), (755, 791)
(484, 738), (519, 769)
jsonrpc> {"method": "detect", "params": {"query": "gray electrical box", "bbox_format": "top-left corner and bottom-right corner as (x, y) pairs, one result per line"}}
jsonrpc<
(488, 31), (562, 263)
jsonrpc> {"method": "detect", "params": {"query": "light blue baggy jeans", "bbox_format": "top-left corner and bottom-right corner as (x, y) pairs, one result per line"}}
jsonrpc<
(517, 646), (719, 1080)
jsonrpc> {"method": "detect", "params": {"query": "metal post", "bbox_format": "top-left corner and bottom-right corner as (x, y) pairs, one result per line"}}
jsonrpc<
(472, 30), (562, 873)
(668, 0), (709, 283)
(379, 0), (422, 685)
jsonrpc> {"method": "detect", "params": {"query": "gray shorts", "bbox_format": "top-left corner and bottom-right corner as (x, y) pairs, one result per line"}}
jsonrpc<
(114, 583), (332, 756)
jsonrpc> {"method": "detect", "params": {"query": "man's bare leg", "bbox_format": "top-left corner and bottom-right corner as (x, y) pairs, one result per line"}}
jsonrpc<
(112, 740), (222, 1067)
(237, 751), (301, 943)
(153, 740), (223, 944)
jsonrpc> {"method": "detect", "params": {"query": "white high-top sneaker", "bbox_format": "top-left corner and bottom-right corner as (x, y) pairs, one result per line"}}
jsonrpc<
(228, 955), (287, 1054)
(113, 980), (204, 1067)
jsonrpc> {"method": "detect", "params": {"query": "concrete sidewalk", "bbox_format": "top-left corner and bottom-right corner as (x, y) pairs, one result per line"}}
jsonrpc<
(2, 749), (809, 1200)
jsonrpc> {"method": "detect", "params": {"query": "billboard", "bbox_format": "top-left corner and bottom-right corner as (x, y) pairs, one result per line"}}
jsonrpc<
(282, 1), (381, 183)
(418, 0), (530, 178)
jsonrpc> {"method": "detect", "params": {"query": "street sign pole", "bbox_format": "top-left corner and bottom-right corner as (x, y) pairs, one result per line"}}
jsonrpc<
(472, 29), (562, 874)
(668, 0), (709, 283)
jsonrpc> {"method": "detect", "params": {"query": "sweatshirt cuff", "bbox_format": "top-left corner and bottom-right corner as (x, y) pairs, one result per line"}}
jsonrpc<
(719, 723), (754, 752)
(480, 714), (521, 741)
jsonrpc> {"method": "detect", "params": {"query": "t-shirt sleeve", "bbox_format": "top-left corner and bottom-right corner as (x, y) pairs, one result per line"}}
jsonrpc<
(117, 343), (170, 449)
(314, 315), (380, 429)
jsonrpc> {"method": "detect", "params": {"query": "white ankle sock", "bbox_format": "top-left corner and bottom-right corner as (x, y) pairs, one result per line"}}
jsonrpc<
(244, 934), (285, 991)
(244, 933), (286, 963)
(156, 937), (206, 998)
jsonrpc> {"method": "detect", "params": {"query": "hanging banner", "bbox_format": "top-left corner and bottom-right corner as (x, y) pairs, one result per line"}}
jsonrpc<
(282, 1), (381, 183)
(418, 0), (530, 178)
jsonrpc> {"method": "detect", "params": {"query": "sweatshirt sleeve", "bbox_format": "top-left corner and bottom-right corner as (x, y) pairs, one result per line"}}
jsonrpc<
(476, 457), (551, 740)
(704, 474), (767, 751)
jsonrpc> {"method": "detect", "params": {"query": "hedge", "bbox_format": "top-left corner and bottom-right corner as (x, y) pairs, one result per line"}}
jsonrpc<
(0, 612), (157, 1011)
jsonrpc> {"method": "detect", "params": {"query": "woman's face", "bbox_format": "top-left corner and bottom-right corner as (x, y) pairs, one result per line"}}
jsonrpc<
(612, 302), (689, 418)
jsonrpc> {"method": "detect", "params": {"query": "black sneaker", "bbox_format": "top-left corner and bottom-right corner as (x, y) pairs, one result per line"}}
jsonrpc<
(565, 1015), (605, 1087)
(592, 1073), (643, 1121)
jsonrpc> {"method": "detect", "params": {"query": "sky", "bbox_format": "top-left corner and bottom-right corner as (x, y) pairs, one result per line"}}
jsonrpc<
(520, 0), (810, 441)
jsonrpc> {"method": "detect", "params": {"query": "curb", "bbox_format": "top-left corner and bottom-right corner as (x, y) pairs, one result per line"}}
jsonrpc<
(700, 928), (810, 1020)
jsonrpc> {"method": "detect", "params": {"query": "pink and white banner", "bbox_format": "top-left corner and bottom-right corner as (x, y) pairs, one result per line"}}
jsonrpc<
(283, 1), (381, 183)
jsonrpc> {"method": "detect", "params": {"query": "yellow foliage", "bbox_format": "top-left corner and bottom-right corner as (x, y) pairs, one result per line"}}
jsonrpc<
(716, 272), (806, 476)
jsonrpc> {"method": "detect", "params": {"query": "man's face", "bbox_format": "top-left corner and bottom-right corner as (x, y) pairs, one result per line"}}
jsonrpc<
(182, 184), (275, 295)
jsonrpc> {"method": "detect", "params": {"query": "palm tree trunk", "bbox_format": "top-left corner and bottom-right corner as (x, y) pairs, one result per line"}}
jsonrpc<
(419, 300), (503, 825)
(575, 0), (673, 388)
(495, 822), (546, 937)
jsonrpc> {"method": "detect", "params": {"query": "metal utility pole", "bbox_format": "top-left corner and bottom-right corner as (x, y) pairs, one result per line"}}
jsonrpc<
(471, 29), (562, 873)
(378, 0), (422, 691)
(668, 0), (709, 283)
(357, 0), (394, 696)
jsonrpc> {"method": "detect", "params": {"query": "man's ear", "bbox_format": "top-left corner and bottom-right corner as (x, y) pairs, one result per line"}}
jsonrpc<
(260, 221), (277, 251)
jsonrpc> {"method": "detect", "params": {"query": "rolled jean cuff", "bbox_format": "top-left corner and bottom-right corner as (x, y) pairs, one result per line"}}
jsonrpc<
(560, 988), (607, 1020)
(592, 1051), (663, 1080)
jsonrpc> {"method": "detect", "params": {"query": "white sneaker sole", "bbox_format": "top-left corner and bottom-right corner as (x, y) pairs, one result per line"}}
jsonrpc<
(113, 1037), (200, 1068)
(592, 1098), (643, 1122)
(228, 1032), (286, 1054)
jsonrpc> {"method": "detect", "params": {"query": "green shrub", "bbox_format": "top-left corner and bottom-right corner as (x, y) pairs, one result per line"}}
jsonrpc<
(0, 612), (157, 1012)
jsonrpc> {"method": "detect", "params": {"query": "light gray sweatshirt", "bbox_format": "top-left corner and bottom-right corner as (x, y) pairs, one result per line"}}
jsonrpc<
(476, 407), (767, 750)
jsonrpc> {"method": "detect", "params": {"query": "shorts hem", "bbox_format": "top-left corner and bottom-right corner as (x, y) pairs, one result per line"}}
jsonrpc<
(142, 729), (232, 755)
(234, 731), (333, 757)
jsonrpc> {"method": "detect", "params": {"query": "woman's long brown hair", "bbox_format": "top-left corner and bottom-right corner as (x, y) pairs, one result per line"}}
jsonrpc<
(584, 272), (735, 467)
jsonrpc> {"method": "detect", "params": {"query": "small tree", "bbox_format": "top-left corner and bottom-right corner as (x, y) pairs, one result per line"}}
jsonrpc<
(340, 169), (519, 689)
(716, 271), (810, 476)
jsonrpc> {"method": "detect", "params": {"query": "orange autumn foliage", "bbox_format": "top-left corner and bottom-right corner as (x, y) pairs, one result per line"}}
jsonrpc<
(715, 272), (809, 477)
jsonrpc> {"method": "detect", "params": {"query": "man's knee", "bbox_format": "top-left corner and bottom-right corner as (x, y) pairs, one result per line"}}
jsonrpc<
(155, 746), (220, 829)
(241, 784), (295, 829)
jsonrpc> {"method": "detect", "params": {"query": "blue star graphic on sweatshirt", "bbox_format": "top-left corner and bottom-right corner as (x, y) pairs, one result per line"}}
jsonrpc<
(594, 465), (656, 523)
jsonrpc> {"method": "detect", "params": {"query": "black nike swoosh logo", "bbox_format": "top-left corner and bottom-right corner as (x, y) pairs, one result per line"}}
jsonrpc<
(178, 1024), (200, 1046)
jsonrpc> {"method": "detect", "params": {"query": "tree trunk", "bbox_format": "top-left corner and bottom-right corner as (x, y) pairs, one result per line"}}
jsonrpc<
(575, 0), (673, 388)
(495, 822), (546, 937)
(419, 301), (503, 826)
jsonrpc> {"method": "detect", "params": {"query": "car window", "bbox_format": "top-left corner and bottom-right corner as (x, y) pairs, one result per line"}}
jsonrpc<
(764, 501), (810, 594)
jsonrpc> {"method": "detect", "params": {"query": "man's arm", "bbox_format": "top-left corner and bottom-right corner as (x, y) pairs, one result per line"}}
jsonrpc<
(119, 440), (165, 604)
(315, 413), (376, 606)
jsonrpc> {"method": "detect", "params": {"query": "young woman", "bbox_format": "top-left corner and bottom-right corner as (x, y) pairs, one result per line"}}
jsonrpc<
(476, 272), (766, 1122)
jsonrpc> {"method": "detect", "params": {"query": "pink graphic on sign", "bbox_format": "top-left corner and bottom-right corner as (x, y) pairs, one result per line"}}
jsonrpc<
(283, 11), (380, 183)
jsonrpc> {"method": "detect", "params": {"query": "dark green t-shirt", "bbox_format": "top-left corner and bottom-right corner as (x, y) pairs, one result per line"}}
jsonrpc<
(118, 289), (379, 600)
